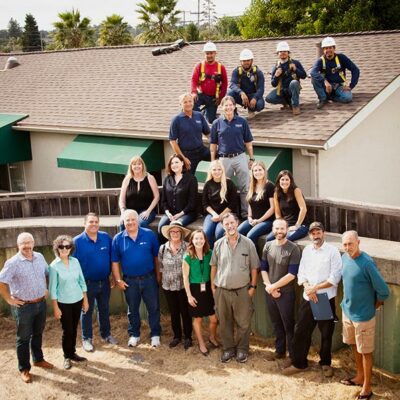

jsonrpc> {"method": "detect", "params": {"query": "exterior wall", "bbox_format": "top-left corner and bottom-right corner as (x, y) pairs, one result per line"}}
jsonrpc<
(24, 131), (94, 191)
(292, 149), (313, 197)
(318, 88), (400, 206)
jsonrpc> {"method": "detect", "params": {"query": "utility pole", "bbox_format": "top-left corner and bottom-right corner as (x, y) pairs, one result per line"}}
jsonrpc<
(190, 0), (202, 27)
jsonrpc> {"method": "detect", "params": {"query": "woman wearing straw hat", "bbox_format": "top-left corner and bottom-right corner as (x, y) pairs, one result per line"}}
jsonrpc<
(159, 221), (193, 350)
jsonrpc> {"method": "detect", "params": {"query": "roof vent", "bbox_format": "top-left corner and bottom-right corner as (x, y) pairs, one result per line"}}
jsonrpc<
(3, 57), (20, 70)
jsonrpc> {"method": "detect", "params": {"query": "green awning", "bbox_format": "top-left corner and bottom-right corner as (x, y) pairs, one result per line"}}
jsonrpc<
(57, 135), (164, 174)
(195, 147), (292, 183)
(0, 113), (31, 165)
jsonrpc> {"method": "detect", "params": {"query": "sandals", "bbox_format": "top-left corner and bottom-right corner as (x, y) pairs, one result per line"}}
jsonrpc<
(356, 392), (373, 400)
(340, 377), (362, 386)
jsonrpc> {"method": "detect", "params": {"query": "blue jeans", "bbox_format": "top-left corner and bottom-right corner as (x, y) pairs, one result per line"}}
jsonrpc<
(158, 213), (196, 237)
(124, 272), (161, 337)
(182, 146), (211, 175)
(265, 80), (301, 107)
(227, 90), (265, 112)
(81, 279), (111, 340)
(238, 219), (273, 245)
(265, 224), (308, 242)
(203, 214), (225, 248)
(120, 209), (156, 231)
(12, 300), (47, 371)
(193, 93), (218, 123)
(311, 78), (353, 103)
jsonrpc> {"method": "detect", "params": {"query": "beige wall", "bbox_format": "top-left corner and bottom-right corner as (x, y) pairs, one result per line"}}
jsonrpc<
(318, 88), (400, 206)
(24, 132), (94, 191)
(292, 149), (314, 197)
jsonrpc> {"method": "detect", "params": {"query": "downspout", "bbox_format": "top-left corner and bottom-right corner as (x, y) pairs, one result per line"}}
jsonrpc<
(300, 149), (319, 197)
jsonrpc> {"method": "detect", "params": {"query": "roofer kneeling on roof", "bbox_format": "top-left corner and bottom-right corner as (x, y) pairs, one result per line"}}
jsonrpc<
(265, 41), (306, 116)
(191, 42), (228, 124)
(227, 49), (265, 119)
(311, 36), (360, 110)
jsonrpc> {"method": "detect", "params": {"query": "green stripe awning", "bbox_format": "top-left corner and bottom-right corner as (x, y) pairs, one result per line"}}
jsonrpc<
(57, 135), (164, 174)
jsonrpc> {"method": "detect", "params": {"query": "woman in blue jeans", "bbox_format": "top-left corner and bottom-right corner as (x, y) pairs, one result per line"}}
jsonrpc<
(238, 161), (275, 245)
(202, 160), (238, 247)
(265, 170), (308, 242)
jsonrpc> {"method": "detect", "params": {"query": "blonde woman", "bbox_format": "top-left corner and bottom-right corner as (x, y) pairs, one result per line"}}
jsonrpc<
(119, 156), (159, 228)
(202, 160), (238, 247)
(238, 161), (275, 244)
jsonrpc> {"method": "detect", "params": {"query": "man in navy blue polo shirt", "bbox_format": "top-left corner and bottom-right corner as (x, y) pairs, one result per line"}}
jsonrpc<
(73, 213), (117, 352)
(112, 209), (161, 348)
(169, 93), (211, 175)
(210, 95), (255, 219)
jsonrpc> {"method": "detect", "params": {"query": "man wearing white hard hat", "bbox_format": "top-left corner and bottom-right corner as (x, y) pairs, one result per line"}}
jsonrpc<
(191, 42), (228, 123)
(265, 41), (306, 116)
(311, 36), (360, 109)
(228, 49), (265, 119)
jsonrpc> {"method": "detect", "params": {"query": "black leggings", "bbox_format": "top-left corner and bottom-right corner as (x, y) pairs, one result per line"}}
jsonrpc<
(58, 300), (83, 358)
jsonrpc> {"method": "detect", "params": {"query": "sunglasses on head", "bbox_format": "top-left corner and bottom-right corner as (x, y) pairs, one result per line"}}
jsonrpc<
(58, 244), (72, 250)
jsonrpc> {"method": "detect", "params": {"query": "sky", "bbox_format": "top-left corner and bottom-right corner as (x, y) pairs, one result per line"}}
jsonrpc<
(0, 0), (251, 31)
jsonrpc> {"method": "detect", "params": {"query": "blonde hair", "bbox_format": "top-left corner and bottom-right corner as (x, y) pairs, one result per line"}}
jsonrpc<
(179, 92), (193, 109)
(247, 161), (268, 202)
(206, 160), (228, 203)
(126, 156), (147, 179)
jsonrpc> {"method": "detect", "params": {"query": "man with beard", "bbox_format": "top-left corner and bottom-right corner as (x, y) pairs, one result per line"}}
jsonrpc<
(261, 219), (301, 365)
(211, 213), (259, 363)
(282, 222), (342, 377)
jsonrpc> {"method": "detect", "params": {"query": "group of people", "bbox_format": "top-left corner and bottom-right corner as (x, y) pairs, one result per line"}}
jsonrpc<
(0, 208), (389, 400)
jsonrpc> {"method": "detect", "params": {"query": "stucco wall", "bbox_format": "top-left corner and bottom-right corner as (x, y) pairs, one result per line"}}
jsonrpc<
(292, 149), (314, 197)
(24, 132), (94, 191)
(318, 88), (400, 206)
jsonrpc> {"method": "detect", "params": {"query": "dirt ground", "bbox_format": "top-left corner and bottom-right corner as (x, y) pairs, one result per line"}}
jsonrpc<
(0, 314), (399, 400)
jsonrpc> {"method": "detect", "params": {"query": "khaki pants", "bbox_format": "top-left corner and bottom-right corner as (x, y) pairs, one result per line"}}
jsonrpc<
(214, 286), (254, 352)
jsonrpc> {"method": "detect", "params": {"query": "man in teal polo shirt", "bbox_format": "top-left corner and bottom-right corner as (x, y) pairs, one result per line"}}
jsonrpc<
(112, 209), (161, 348)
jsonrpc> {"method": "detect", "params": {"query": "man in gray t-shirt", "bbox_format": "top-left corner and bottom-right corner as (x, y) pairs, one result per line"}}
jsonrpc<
(261, 219), (301, 364)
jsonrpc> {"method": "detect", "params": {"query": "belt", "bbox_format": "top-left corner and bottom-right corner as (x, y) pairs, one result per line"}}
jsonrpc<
(218, 152), (243, 158)
(123, 271), (154, 280)
(219, 285), (247, 291)
(23, 296), (46, 304)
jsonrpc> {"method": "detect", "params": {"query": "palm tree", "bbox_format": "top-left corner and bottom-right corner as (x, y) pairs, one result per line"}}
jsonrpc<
(98, 14), (132, 46)
(52, 9), (94, 49)
(136, 0), (181, 43)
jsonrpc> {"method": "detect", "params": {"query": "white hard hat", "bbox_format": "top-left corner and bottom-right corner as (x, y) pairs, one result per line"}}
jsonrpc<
(239, 48), (254, 61)
(203, 41), (217, 52)
(276, 41), (290, 52)
(321, 37), (336, 48)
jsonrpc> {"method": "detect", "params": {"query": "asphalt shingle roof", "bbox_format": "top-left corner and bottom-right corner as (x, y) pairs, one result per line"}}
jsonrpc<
(1, 31), (399, 148)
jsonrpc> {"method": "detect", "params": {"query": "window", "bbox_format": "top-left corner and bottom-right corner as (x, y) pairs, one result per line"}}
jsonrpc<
(0, 163), (26, 192)
(95, 171), (124, 189)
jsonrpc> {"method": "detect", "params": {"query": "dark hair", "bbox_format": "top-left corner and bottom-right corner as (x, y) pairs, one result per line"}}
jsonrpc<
(221, 212), (239, 224)
(84, 212), (99, 223)
(53, 235), (75, 257)
(187, 229), (210, 259)
(275, 170), (297, 200)
(166, 153), (187, 175)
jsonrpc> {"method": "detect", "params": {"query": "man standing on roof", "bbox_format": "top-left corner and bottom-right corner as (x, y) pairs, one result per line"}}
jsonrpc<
(265, 41), (306, 116)
(311, 36), (360, 109)
(191, 42), (228, 123)
(227, 49), (265, 119)
(340, 231), (389, 400)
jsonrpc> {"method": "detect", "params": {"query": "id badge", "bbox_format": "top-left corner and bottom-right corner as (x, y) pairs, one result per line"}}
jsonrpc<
(200, 282), (206, 292)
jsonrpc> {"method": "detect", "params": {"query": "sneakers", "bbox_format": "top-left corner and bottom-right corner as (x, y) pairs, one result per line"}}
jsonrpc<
(247, 110), (256, 119)
(322, 365), (334, 377)
(220, 350), (236, 363)
(103, 335), (118, 345)
(33, 360), (54, 369)
(20, 370), (32, 383)
(63, 358), (72, 370)
(82, 339), (94, 352)
(151, 336), (161, 348)
(236, 351), (248, 363)
(128, 336), (140, 347)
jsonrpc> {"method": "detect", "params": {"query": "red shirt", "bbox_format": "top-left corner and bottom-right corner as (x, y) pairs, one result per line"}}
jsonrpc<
(191, 61), (228, 98)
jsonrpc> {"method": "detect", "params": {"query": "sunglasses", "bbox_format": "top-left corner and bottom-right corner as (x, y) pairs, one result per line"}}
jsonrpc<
(58, 244), (72, 250)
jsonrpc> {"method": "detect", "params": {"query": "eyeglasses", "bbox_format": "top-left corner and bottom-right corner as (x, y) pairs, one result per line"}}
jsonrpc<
(170, 230), (181, 234)
(58, 244), (72, 250)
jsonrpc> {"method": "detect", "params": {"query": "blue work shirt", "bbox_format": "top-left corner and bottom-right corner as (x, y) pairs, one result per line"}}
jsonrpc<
(169, 111), (210, 151)
(210, 115), (253, 155)
(73, 231), (112, 281)
(270, 59), (306, 89)
(229, 65), (265, 99)
(111, 228), (159, 277)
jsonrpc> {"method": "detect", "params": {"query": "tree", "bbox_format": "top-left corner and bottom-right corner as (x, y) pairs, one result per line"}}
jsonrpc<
(8, 18), (22, 39)
(202, 0), (217, 30)
(216, 16), (241, 38)
(98, 14), (132, 46)
(183, 22), (200, 42)
(136, 0), (181, 43)
(52, 9), (95, 49)
(22, 14), (42, 52)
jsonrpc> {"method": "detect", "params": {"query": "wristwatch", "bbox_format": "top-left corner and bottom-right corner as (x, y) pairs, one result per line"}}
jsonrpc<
(249, 158), (255, 161)
(116, 279), (123, 283)
(249, 284), (257, 289)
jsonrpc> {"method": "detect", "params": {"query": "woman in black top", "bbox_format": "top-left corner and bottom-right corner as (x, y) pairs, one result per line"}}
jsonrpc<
(158, 154), (198, 235)
(119, 156), (159, 229)
(238, 161), (275, 244)
(202, 160), (238, 247)
(265, 169), (308, 242)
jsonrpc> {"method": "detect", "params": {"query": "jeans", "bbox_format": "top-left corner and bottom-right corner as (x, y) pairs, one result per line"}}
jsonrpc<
(12, 300), (47, 371)
(81, 279), (111, 340)
(203, 214), (225, 248)
(227, 90), (265, 112)
(265, 80), (301, 107)
(265, 289), (295, 358)
(265, 224), (308, 242)
(238, 219), (273, 246)
(193, 93), (218, 123)
(59, 299), (83, 358)
(124, 272), (161, 338)
(158, 213), (197, 241)
(182, 146), (211, 175)
(120, 209), (157, 231)
(311, 78), (353, 103)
